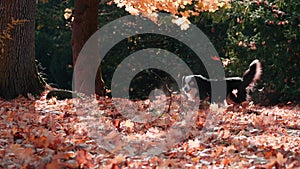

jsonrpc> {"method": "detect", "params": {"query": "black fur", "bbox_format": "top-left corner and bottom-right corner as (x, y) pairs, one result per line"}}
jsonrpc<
(182, 59), (262, 103)
(46, 89), (82, 100)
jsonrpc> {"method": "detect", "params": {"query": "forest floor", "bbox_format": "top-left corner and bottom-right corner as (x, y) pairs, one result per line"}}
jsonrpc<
(0, 91), (299, 169)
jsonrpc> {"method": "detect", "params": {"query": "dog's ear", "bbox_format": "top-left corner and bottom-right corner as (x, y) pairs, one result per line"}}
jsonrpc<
(242, 59), (262, 89)
(182, 75), (186, 84)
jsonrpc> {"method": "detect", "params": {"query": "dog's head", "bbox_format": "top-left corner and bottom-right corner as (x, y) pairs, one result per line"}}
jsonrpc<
(181, 75), (199, 101)
(181, 74), (213, 101)
(182, 75), (193, 92)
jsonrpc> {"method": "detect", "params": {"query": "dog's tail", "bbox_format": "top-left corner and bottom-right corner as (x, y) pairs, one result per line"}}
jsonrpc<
(242, 59), (262, 90)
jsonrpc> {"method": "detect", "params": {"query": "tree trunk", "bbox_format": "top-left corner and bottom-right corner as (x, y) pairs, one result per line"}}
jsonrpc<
(72, 0), (105, 96)
(0, 0), (44, 100)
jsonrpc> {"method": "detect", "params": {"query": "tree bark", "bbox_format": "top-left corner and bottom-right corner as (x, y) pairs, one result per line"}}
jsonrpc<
(0, 0), (44, 100)
(72, 0), (105, 96)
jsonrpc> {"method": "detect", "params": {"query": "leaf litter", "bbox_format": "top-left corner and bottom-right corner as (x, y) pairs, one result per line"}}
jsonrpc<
(0, 91), (299, 168)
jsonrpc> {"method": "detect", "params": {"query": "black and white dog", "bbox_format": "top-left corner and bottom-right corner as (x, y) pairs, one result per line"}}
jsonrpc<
(182, 59), (262, 104)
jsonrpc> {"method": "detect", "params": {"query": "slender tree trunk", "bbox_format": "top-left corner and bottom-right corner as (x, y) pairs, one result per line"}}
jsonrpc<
(0, 0), (44, 100)
(72, 0), (105, 96)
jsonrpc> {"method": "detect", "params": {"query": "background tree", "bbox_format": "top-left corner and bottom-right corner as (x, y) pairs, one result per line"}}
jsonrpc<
(0, 0), (44, 100)
(72, 0), (105, 96)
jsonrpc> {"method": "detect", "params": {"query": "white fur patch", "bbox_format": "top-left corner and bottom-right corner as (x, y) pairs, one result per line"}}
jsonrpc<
(246, 59), (262, 91)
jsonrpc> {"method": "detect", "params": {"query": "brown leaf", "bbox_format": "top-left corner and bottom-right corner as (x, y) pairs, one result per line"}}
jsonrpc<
(211, 55), (221, 61)
(75, 150), (94, 168)
(46, 159), (63, 169)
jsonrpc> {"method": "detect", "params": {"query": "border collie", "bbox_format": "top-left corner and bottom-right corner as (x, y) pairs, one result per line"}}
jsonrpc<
(182, 59), (262, 104)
